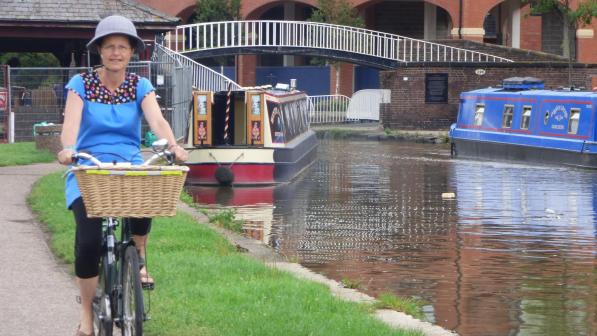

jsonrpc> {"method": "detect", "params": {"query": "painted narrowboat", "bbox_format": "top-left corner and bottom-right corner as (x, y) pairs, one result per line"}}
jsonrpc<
(183, 84), (318, 185)
(449, 77), (597, 168)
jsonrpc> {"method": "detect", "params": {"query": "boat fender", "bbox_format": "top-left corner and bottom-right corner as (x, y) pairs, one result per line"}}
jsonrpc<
(450, 143), (457, 157)
(215, 166), (234, 186)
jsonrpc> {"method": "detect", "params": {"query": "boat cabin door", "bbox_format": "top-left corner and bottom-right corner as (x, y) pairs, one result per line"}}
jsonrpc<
(192, 90), (266, 147)
(246, 92), (264, 146)
(191, 91), (213, 146)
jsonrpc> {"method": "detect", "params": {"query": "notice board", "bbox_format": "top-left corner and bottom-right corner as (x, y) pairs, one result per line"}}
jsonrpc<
(425, 73), (448, 104)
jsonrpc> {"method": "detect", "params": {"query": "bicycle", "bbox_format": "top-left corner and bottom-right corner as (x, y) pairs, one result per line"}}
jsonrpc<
(70, 139), (188, 336)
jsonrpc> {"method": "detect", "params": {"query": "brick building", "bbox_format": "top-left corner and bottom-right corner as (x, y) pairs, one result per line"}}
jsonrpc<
(0, 0), (179, 67)
(138, 0), (597, 89)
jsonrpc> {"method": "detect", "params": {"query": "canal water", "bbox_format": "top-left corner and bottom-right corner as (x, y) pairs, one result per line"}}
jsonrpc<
(188, 139), (596, 336)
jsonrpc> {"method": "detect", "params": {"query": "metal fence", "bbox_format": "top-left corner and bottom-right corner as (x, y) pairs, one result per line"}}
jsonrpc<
(3, 61), (194, 143)
(308, 95), (352, 124)
(0, 65), (8, 142)
(154, 42), (240, 92)
(151, 46), (193, 139)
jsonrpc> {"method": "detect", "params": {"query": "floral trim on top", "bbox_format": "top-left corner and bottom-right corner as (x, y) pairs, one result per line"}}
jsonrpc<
(81, 71), (139, 104)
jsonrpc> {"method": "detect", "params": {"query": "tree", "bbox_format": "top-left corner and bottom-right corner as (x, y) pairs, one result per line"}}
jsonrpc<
(193, 0), (241, 66)
(524, 0), (597, 86)
(194, 0), (241, 22)
(0, 52), (60, 67)
(309, 0), (364, 95)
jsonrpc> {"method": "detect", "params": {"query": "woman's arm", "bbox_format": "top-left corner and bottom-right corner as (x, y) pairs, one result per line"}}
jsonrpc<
(58, 90), (83, 165)
(141, 91), (188, 162)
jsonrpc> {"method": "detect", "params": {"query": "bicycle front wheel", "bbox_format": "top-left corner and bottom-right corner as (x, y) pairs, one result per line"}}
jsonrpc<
(121, 245), (144, 336)
(93, 257), (113, 336)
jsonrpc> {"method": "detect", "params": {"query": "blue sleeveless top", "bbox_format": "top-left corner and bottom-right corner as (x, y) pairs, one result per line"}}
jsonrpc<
(64, 70), (155, 208)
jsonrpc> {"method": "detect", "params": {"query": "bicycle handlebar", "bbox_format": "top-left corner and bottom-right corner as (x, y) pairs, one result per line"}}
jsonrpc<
(70, 139), (178, 167)
(142, 149), (176, 166)
(71, 152), (103, 166)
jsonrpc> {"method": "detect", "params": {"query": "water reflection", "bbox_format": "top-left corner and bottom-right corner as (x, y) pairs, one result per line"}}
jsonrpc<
(451, 161), (596, 336)
(189, 139), (596, 336)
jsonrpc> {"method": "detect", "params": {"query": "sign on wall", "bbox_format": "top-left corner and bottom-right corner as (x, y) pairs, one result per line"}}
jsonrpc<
(425, 73), (448, 104)
(0, 89), (6, 112)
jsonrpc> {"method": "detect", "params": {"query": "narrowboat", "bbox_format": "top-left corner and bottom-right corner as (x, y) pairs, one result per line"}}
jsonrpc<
(183, 83), (318, 185)
(449, 77), (597, 168)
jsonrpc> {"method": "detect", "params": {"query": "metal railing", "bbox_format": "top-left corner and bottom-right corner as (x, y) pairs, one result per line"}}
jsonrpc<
(308, 95), (351, 124)
(164, 20), (513, 64)
(153, 43), (241, 91)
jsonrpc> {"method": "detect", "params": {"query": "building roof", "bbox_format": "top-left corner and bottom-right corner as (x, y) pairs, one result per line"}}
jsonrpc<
(1, 0), (179, 25)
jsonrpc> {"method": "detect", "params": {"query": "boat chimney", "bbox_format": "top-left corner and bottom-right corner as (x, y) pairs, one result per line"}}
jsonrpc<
(290, 78), (297, 91)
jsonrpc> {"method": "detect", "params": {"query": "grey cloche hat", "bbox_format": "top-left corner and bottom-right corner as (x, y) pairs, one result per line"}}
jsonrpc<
(87, 15), (145, 53)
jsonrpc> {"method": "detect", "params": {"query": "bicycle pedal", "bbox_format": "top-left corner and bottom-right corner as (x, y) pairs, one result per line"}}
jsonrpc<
(142, 283), (155, 291)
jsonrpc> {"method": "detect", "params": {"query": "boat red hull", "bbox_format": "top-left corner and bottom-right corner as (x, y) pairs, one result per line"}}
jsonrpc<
(185, 131), (318, 186)
(187, 163), (275, 185)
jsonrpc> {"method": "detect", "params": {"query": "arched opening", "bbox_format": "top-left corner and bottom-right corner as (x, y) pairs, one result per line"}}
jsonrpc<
(255, 3), (317, 67)
(176, 5), (197, 24)
(541, 9), (576, 59)
(482, 0), (575, 59)
(360, 1), (452, 40)
(482, 0), (521, 47)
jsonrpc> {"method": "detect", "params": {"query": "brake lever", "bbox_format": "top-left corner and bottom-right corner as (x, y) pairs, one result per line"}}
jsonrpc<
(165, 151), (176, 165)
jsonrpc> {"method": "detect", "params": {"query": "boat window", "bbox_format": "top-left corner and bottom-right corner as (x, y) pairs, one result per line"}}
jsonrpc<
(502, 105), (514, 128)
(474, 104), (484, 126)
(544, 111), (549, 125)
(520, 106), (532, 130)
(568, 108), (580, 134)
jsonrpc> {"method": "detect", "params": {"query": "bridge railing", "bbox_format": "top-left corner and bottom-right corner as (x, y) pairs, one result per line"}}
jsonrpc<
(308, 95), (352, 124)
(164, 20), (513, 64)
(153, 43), (241, 92)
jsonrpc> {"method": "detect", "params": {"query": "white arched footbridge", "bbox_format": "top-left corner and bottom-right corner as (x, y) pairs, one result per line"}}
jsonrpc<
(161, 20), (513, 69)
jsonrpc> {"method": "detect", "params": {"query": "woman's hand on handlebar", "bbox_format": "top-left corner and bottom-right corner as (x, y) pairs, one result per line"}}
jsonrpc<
(58, 148), (76, 165)
(169, 144), (188, 163)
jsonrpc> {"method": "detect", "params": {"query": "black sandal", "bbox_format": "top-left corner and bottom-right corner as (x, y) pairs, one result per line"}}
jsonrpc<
(138, 257), (155, 290)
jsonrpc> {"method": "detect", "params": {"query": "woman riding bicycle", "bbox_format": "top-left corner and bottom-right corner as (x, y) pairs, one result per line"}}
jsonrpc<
(57, 15), (188, 336)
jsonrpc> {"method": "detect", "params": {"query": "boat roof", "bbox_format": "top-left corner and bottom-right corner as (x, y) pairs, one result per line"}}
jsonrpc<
(264, 89), (305, 97)
(463, 87), (597, 99)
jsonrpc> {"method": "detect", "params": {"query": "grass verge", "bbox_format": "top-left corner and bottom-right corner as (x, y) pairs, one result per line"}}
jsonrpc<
(28, 172), (422, 336)
(375, 293), (426, 321)
(0, 142), (56, 166)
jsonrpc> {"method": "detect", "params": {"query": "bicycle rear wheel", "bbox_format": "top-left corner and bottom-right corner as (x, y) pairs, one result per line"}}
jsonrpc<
(93, 257), (113, 336)
(121, 245), (144, 336)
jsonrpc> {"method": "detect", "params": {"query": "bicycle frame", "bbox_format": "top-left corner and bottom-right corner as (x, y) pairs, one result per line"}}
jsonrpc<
(74, 139), (179, 336)
(95, 216), (146, 335)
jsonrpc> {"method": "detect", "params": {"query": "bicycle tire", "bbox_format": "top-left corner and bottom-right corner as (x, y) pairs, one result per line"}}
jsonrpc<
(93, 257), (114, 336)
(121, 245), (144, 336)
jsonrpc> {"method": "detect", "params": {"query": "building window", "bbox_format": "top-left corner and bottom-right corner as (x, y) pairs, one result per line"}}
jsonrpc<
(502, 105), (514, 128)
(568, 108), (580, 134)
(474, 104), (485, 126)
(521, 106), (532, 130)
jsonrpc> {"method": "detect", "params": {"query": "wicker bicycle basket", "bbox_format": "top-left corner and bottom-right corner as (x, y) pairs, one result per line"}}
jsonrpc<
(72, 165), (189, 218)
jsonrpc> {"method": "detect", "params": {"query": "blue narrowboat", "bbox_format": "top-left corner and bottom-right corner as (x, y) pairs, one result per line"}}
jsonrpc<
(449, 77), (597, 168)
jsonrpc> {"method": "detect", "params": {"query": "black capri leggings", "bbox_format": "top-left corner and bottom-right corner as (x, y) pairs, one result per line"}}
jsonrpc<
(71, 197), (152, 279)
